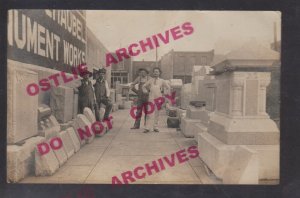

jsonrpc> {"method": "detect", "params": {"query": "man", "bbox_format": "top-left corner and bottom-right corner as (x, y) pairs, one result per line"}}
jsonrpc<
(78, 70), (95, 114)
(142, 67), (170, 133)
(130, 68), (150, 129)
(93, 68), (112, 121)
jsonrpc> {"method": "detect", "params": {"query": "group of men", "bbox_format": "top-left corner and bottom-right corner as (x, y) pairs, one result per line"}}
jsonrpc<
(130, 67), (171, 133)
(77, 66), (171, 133)
(77, 67), (112, 122)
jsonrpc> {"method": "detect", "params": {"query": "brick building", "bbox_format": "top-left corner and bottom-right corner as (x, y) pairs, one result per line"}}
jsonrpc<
(159, 50), (214, 83)
(110, 54), (133, 88)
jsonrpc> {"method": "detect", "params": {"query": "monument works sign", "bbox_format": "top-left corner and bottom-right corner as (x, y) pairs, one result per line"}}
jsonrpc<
(7, 10), (86, 72)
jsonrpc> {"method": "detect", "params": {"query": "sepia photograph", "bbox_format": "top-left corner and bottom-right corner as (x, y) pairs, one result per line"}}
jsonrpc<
(7, 10), (280, 185)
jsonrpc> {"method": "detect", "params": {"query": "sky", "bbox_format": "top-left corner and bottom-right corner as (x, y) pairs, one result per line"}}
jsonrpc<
(86, 11), (281, 61)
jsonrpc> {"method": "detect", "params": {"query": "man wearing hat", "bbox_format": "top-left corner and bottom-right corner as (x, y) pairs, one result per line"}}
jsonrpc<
(130, 68), (151, 129)
(93, 68), (112, 121)
(78, 69), (96, 114)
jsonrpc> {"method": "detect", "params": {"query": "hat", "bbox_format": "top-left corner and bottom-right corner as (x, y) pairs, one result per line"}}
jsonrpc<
(138, 68), (149, 74)
(93, 67), (106, 74)
(93, 67), (106, 79)
(79, 69), (92, 77)
(99, 68), (106, 74)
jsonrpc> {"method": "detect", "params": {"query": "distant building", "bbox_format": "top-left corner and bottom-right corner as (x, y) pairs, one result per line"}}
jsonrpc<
(110, 54), (133, 88)
(132, 60), (159, 80)
(159, 50), (214, 83)
(86, 27), (111, 86)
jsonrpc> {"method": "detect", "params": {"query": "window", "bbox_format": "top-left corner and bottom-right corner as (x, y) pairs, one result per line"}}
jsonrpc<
(201, 56), (207, 65)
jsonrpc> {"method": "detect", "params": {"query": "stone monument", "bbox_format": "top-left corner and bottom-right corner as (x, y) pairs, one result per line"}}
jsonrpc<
(198, 43), (280, 183)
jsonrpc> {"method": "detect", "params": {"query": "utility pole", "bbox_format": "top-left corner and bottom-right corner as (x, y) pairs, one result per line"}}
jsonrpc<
(155, 47), (158, 67)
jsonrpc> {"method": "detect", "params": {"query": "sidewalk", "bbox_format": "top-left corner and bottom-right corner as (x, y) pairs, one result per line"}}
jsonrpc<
(21, 109), (217, 184)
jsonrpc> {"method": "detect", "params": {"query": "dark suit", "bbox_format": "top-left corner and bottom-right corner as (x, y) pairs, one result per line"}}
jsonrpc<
(78, 79), (95, 114)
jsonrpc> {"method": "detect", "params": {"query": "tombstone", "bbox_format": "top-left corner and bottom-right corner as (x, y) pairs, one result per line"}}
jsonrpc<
(66, 127), (81, 152)
(35, 146), (60, 176)
(83, 107), (96, 123)
(180, 117), (200, 138)
(198, 43), (280, 181)
(38, 105), (60, 139)
(51, 137), (68, 166)
(7, 63), (38, 144)
(74, 114), (94, 145)
(50, 85), (74, 123)
(7, 136), (45, 183)
(59, 130), (75, 159)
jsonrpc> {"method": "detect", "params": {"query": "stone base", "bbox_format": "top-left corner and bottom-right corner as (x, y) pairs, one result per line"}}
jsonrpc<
(223, 146), (259, 184)
(194, 123), (208, 139)
(208, 112), (280, 145)
(180, 118), (200, 138)
(7, 63), (39, 144)
(7, 136), (45, 183)
(198, 132), (235, 178)
(198, 132), (279, 180)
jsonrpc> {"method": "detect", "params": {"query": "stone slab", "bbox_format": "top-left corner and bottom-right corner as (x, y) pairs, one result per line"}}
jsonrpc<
(198, 132), (235, 178)
(84, 107), (96, 123)
(59, 130), (75, 159)
(52, 137), (68, 167)
(7, 63), (38, 144)
(50, 86), (74, 123)
(223, 146), (259, 184)
(208, 113), (280, 145)
(35, 144), (60, 176)
(193, 123), (207, 138)
(75, 114), (94, 144)
(180, 117), (200, 138)
(66, 127), (81, 152)
(7, 136), (45, 183)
